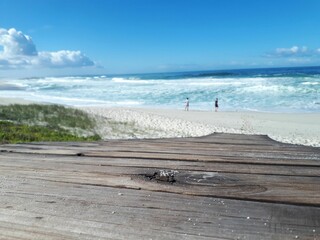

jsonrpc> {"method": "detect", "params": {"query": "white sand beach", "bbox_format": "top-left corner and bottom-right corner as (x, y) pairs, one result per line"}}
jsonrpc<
(0, 97), (319, 147)
(82, 107), (320, 147)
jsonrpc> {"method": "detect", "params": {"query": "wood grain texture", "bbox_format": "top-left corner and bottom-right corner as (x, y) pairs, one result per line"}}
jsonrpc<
(0, 133), (319, 239)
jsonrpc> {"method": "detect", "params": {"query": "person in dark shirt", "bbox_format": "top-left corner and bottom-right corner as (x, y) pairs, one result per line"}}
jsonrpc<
(215, 98), (219, 112)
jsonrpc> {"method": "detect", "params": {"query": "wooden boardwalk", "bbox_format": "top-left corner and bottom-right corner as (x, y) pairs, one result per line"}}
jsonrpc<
(0, 133), (319, 240)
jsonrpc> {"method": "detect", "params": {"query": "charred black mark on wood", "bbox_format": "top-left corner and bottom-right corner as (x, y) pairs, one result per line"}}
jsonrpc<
(144, 170), (177, 183)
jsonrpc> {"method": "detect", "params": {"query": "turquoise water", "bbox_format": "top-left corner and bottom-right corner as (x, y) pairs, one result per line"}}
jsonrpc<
(1, 66), (320, 112)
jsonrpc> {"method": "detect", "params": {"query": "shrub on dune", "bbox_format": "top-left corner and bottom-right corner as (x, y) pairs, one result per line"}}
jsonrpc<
(0, 104), (101, 143)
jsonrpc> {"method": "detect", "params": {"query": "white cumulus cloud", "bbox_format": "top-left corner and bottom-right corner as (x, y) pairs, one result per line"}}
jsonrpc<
(275, 46), (308, 57)
(33, 50), (95, 68)
(0, 28), (95, 69)
(0, 28), (37, 56)
(264, 46), (320, 66)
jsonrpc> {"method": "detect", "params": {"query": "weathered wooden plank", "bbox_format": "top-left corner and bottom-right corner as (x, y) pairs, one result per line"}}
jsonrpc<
(0, 133), (319, 239)
(0, 156), (319, 205)
(1, 152), (319, 177)
(0, 177), (319, 240)
(1, 147), (319, 167)
(1, 133), (319, 166)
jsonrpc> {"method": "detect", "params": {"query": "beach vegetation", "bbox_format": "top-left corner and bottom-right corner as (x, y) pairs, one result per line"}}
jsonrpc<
(0, 104), (101, 143)
(106, 120), (151, 138)
(0, 121), (100, 144)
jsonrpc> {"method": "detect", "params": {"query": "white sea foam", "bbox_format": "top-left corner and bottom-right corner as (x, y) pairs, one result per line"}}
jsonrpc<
(35, 77), (86, 84)
(243, 85), (297, 93)
(112, 77), (152, 84)
(29, 94), (109, 104)
(2, 70), (320, 112)
(188, 81), (244, 86)
(301, 81), (319, 85)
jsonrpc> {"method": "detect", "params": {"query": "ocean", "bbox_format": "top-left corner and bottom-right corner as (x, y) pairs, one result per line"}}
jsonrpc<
(1, 66), (320, 112)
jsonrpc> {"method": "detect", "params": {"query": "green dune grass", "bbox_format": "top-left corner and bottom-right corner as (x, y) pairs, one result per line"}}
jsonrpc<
(0, 104), (101, 143)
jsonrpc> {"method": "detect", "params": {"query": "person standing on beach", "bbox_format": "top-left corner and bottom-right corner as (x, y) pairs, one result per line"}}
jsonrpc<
(185, 98), (189, 111)
(215, 98), (219, 112)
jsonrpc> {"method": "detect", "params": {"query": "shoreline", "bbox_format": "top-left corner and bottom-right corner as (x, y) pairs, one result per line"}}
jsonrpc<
(0, 97), (319, 147)
(0, 97), (36, 105)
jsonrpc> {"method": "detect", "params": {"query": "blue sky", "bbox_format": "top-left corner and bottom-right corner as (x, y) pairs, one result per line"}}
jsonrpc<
(1, 0), (320, 76)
